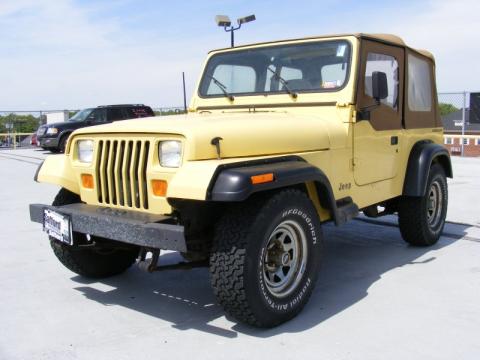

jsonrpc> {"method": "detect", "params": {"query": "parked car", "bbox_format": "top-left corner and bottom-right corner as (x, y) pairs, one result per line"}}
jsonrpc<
(36, 104), (155, 153)
(30, 133), (38, 147)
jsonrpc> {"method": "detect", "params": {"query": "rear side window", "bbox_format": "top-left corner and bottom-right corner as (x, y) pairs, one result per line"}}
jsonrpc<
(408, 54), (432, 112)
(125, 107), (154, 119)
(88, 108), (107, 123)
(364, 53), (399, 110)
(107, 108), (125, 121)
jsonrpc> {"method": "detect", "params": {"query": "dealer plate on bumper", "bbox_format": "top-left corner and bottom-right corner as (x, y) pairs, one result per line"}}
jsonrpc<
(43, 209), (73, 245)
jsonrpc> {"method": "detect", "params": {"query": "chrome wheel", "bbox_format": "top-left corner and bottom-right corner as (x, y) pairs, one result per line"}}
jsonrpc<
(427, 180), (443, 228)
(262, 219), (308, 298)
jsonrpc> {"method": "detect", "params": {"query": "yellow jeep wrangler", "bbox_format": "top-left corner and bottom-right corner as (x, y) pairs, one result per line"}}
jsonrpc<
(30, 33), (452, 328)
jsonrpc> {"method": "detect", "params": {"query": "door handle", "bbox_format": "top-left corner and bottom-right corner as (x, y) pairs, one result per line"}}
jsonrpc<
(391, 136), (398, 145)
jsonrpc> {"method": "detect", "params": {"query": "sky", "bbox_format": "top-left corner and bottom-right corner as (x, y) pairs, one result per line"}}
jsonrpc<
(0, 0), (478, 110)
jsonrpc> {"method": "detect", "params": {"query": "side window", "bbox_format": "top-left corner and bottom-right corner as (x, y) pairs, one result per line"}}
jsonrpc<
(365, 53), (399, 110)
(107, 108), (125, 122)
(407, 54), (432, 112)
(207, 64), (256, 94)
(87, 108), (107, 123)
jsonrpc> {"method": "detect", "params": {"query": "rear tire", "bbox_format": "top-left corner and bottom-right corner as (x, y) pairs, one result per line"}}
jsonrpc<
(398, 164), (448, 246)
(49, 188), (139, 278)
(210, 189), (323, 327)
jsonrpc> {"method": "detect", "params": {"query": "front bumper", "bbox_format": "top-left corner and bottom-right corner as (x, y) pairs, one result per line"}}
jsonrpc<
(38, 136), (60, 148)
(29, 203), (186, 251)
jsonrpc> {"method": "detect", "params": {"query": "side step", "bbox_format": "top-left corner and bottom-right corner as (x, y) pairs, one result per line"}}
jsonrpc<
(335, 197), (359, 225)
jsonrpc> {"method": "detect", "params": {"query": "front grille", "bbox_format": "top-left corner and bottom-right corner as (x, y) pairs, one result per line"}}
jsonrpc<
(37, 126), (47, 136)
(96, 139), (150, 209)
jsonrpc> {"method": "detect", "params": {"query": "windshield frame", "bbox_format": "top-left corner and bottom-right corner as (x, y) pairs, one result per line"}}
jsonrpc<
(198, 39), (353, 99)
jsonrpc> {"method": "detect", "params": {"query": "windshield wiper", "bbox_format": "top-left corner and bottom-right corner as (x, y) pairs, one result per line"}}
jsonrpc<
(205, 74), (234, 101)
(267, 67), (298, 99)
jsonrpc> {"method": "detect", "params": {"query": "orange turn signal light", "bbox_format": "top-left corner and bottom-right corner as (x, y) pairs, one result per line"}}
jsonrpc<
(251, 173), (274, 185)
(152, 180), (168, 197)
(81, 174), (94, 189)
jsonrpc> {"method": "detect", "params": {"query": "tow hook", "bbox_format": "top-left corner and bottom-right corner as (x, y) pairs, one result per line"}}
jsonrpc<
(137, 248), (160, 272)
(137, 247), (208, 273)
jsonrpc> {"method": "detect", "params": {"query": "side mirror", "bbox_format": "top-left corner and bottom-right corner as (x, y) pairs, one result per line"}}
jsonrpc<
(371, 71), (388, 101)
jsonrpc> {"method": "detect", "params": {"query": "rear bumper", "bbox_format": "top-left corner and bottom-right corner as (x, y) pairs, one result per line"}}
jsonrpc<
(29, 203), (186, 251)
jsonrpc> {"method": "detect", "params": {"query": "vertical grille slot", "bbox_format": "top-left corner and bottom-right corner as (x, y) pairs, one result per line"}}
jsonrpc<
(124, 141), (133, 207)
(115, 141), (125, 206)
(103, 140), (111, 204)
(95, 138), (150, 210)
(137, 141), (149, 209)
(141, 142), (149, 209)
(107, 140), (117, 205)
(96, 140), (104, 203)
(130, 141), (139, 208)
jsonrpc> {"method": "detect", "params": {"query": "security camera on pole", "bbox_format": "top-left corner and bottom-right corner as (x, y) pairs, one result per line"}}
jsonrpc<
(215, 14), (256, 47)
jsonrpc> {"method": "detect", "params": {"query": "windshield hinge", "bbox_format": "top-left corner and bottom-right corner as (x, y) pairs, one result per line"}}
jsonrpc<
(336, 102), (353, 108)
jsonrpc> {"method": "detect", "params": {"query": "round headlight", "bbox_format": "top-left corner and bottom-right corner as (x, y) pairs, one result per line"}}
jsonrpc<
(159, 140), (182, 168)
(77, 140), (94, 163)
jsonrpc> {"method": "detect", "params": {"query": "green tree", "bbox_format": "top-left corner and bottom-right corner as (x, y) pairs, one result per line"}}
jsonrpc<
(0, 113), (40, 133)
(438, 103), (459, 116)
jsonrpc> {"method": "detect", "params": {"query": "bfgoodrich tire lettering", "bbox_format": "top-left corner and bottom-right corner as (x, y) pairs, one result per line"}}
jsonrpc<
(210, 189), (323, 327)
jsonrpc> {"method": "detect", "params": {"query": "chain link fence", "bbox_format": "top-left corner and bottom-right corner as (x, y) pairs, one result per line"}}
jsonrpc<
(0, 107), (185, 149)
(1, 96), (479, 156)
(437, 92), (478, 157)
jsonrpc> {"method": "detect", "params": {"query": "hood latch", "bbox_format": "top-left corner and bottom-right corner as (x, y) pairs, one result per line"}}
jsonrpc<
(210, 137), (223, 160)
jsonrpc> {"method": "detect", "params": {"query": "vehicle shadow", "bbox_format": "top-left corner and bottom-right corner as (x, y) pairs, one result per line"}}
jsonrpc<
(71, 217), (468, 338)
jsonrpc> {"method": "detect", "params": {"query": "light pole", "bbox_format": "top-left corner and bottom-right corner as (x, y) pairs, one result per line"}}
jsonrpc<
(215, 14), (256, 47)
(182, 72), (187, 113)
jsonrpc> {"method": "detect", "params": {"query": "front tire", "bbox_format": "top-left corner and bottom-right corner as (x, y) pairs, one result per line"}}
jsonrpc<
(398, 164), (448, 246)
(49, 188), (139, 278)
(210, 189), (323, 327)
(58, 135), (68, 153)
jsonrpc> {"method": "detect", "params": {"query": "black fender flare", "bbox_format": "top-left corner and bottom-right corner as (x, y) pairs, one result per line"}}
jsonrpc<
(403, 141), (453, 197)
(206, 156), (342, 224)
(59, 130), (72, 143)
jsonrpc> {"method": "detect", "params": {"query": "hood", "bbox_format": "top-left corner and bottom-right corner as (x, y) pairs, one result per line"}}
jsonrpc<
(44, 121), (84, 131)
(72, 112), (331, 160)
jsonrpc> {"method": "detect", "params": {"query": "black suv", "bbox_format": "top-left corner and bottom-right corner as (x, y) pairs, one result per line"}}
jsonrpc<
(37, 104), (155, 152)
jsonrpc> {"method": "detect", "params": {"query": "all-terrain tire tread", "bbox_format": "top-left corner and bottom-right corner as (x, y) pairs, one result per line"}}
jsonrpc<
(210, 189), (315, 327)
(398, 164), (447, 246)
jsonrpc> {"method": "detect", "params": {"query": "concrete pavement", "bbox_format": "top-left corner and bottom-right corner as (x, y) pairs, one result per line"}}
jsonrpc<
(0, 149), (479, 360)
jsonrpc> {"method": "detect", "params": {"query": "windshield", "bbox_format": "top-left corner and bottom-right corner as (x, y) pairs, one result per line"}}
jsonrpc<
(199, 40), (351, 98)
(69, 108), (93, 122)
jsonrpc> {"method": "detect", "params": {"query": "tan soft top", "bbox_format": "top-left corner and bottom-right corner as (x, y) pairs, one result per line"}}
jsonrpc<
(360, 33), (434, 61)
(211, 33), (435, 61)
